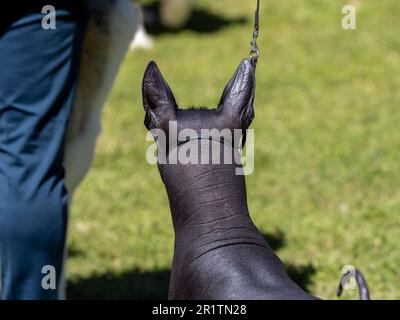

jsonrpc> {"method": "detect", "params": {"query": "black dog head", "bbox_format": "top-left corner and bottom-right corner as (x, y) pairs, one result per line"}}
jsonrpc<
(142, 59), (255, 147)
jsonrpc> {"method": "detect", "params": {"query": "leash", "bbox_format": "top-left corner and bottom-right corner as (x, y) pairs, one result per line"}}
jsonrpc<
(240, 0), (260, 149)
(337, 269), (371, 300)
(249, 0), (260, 70)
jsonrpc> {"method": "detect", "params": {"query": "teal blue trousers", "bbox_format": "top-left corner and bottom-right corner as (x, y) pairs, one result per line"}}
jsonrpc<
(0, 0), (88, 299)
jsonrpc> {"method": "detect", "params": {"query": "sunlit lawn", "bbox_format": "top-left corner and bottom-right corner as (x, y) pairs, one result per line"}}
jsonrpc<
(67, 0), (400, 299)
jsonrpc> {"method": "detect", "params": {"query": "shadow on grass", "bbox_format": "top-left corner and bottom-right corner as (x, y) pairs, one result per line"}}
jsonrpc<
(143, 2), (247, 35)
(262, 231), (317, 293)
(67, 269), (170, 300)
(262, 230), (286, 251)
(286, 264), (317, 293)
(68, 245), (85, 258)
(67, 264), (316, 299)
(68, 232), (316, 299)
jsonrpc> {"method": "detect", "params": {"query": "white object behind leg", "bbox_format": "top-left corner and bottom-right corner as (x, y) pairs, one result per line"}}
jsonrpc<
(130, 4), (153, 50)
(61, 0), (139, 300)
(65, 0), (139, 194)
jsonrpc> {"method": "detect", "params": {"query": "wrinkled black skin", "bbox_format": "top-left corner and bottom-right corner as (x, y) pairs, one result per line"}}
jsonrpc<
(142, 59), (316, 300)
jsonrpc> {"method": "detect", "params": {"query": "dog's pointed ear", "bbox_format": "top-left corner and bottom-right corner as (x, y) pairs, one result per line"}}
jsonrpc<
(143, 61), (178, 130)
(218, 59), (255, 129)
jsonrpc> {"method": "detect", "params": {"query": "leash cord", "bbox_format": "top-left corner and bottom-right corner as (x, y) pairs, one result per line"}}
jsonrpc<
(250, 0), (260, 69)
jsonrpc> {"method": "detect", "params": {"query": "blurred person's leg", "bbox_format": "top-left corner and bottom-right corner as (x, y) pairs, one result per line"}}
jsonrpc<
(0, 1), (88, 299)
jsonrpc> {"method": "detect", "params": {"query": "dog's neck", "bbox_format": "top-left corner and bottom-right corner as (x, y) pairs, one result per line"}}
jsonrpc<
(159, 141), (301, 299)
(159, 140), (267, 252)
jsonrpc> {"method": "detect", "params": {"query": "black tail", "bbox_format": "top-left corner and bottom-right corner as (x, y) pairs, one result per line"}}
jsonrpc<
(337, 269), (370, 300)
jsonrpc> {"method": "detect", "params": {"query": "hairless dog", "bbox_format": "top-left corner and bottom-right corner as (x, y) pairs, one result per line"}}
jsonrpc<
(142, 59), (371, 300)
(141, 59), (319, 300)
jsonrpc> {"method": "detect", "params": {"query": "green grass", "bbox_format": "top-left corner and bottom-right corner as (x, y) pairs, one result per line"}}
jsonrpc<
(67, 0), (400, 299)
